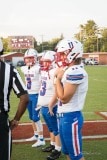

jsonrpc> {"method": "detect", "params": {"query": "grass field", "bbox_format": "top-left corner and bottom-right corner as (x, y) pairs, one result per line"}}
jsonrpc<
(10, 65), (107, 160)
(12, 140), (107, 160)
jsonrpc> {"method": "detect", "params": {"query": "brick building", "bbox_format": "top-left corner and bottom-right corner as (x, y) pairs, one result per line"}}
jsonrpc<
(83, 52), (107, 65)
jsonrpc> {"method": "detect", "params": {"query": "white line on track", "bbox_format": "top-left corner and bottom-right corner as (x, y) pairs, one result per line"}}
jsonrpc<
(13, 135), (107, 143)
(18, 120), (107, 126)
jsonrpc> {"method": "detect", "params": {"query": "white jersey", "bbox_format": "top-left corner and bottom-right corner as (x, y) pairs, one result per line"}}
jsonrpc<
(57, 65), (88, 113)
(37, 68), (56, 106)
(21, 64), (41, 94)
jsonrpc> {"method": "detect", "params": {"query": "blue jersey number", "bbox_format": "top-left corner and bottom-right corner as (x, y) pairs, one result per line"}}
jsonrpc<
(40, 81), (46, 96)
(26, 77), (32, 89)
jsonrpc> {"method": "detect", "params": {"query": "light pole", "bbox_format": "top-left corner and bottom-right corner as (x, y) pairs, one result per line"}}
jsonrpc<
(40, 35), (44, 51)
(97, 36), (98, 52)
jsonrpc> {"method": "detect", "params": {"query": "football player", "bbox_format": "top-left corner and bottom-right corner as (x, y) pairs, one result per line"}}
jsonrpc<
(37, 50), (61, 160)
(49, 38), (88, 160)
(21, 48), (45, 147)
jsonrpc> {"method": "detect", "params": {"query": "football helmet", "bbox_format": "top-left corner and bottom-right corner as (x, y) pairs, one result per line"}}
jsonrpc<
(40, 50), (56, 71)
(55, 38), (83, 67)
(24, 48), (38, 66)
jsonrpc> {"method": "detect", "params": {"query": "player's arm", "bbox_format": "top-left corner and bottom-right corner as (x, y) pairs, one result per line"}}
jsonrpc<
(56, 79), (77, 104)
(48, 92), (58, 108)
(48, 92), (58, 116)
(10, 67), (29, 129)
(48, 76), (58, 115)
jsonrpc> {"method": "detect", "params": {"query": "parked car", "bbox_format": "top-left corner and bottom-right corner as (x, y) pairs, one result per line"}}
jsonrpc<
(84, 58), (99, 65)
(17, 60), (25, 67)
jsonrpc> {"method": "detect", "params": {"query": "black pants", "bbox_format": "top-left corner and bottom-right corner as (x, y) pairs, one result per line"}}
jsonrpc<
(0, 112), (12, 160)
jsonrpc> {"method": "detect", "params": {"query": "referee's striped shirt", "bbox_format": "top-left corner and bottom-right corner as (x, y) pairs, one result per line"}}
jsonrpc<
(0, 60), (28, 112)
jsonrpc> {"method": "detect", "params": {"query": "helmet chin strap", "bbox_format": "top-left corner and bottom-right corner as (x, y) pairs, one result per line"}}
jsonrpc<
(47, 71), (50, 79)
(56, 62), (61, 67)
(28, 66), (30, 70)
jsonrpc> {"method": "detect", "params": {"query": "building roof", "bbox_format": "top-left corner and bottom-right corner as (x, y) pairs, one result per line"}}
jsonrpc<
(1, 52), (23, 57)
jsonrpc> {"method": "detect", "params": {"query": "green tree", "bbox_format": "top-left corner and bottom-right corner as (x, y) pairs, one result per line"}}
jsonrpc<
(100, 28), (107, 51)
(36, 35), (63, 52)
(75, 20), (99, 52)
(2, 38), (10, 53)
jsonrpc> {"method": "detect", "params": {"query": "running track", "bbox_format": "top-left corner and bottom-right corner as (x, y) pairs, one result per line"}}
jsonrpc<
(12, 120), (107, 143)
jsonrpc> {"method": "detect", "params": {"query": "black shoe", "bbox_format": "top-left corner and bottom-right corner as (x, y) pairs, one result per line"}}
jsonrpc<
(47, 149), (61, 160)
(42, 145), (55, 152)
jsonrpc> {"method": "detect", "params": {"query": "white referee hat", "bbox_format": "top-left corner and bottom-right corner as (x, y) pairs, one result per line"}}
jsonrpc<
(0, 38), (3, 52)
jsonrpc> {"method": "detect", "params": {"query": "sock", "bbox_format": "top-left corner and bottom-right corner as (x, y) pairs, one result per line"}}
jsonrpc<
(34, 131), (38, 139)
(51, 141), (55, 146)
(38, 135), (44, 141)
(55, 145), (61, 151)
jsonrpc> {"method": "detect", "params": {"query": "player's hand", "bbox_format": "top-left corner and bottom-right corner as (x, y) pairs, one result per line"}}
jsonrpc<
(48, 106), (54, 116)
(54, 67), (67, 80)
(10, 119), (19, 130)
(57, 70), (65, 80)
(54, 67), (63, 77)
(35, 105), (41, 111)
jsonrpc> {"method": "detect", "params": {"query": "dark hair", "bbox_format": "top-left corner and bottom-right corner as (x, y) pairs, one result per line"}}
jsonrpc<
(74, 58), (82, 65)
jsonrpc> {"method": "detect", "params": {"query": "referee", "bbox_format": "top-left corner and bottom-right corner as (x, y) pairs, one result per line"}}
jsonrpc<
(0, 38), (29, 160)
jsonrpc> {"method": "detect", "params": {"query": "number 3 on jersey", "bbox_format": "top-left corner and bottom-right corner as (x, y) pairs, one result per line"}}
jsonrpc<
(26, 77), (32, 89)
(40, 81), (46, 96)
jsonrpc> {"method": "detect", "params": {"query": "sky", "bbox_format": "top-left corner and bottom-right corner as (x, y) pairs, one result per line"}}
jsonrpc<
(0, 0), (107, 42)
